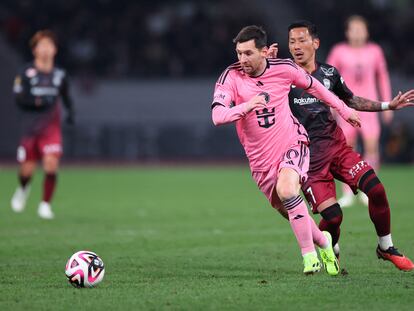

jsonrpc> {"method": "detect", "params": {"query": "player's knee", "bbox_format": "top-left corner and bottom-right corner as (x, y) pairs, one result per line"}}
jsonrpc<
(43, 156), (59, 173)
(320, 203), (343, 227)
(358, 169), (386, 203)
(276, 183), (299, 201)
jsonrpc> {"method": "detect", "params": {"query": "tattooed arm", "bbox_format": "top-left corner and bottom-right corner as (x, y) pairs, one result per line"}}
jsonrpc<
(345, 90), (414, 111)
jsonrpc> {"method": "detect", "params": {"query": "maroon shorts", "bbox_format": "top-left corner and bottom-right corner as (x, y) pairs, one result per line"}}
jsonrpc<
(17, 124), (62, 162)
(302, 135), (372, 213)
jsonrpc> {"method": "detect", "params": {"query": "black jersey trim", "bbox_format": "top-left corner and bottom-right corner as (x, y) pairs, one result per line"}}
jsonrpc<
(217, 63), (242, 84)
(290, 115), (309, 142)
(211, 102), (225, 110)
(304, 75), (313, 90)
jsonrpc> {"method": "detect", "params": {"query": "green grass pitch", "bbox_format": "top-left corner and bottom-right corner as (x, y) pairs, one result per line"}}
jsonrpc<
(0, 165), (413, 310)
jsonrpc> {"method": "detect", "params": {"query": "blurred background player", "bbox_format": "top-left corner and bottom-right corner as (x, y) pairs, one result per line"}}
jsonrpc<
(11, 30), (74, 219)
(327, 15), (393, 207)
(270, 20), (414, 271)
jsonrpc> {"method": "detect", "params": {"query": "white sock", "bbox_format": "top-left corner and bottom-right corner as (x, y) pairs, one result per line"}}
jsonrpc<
(378, 234), (393, 250)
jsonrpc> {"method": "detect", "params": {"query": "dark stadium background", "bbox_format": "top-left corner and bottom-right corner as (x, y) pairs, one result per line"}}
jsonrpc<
(0, 0), (413, 163)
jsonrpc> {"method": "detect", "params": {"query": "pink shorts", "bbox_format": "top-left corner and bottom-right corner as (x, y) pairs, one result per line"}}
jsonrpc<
(337, 111), (380, 142)
(252, 142), (309, 208)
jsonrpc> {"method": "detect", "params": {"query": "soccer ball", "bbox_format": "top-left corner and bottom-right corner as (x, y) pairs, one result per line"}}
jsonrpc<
(65, 250), (105, 288)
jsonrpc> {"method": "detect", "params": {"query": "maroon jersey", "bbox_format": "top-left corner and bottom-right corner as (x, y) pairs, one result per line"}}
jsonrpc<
(13, 63), (73, 137)
(289, 62), (354, 143)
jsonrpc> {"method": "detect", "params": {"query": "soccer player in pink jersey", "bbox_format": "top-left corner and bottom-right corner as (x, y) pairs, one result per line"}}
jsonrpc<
(275, 20), (414, 271)
(11, 30), (74, 219)
(327, 15), (392, 207)
(211, 25), (361, 275)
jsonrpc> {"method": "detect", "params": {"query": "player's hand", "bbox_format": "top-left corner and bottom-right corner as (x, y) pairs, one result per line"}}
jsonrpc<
(245, 94), (268, 112)
(266, 43), (278, 58)
(346, 110), (361, 128)
(389, 90), (414, 110)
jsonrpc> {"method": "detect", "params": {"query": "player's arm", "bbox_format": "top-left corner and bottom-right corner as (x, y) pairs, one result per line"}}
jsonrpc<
(61, 73), (75, 124)
(291, 64), (360, 127)
(212, 95), (267, 126)
(345, 91), (414, 111)
(211, 70), (266, 126)
(13, 73), (40, 109)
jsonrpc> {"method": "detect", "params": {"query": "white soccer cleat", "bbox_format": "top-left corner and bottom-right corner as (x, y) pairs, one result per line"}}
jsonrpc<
(11, 186), (31, 213)
(359, 193), (369, 206)
(38, 201), (54, 219)
(338, 193), (355, 208)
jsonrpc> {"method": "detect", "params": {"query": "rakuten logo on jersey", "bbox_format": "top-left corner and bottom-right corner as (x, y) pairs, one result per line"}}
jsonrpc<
(293, 97), (319, 105)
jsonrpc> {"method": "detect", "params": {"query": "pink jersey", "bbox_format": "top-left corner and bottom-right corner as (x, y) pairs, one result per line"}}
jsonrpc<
(211, 58), (355, 172)
(327, 42), (391, 101)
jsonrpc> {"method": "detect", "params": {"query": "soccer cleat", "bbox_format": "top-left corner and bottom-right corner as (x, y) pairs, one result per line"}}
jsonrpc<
(11, 186), (31, 213)
(338, 193), (354, 208)
(303, 252), (321, 275)
(38, 201), (55, 219)
(318, 231), (340, 276)
(376, 245), (414, 271)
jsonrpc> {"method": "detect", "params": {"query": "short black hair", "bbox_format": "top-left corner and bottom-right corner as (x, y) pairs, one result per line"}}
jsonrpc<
(233, 25), (267, 49)
(288, 20), (319, 39)
(345, 15), (368, 30)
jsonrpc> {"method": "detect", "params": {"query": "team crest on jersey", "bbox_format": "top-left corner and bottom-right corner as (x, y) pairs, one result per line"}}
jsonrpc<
(323, 78), (331, 89)
(25, 68), (37, 78)
(320, 66), (334, 77)
(256, 107), (275, 128)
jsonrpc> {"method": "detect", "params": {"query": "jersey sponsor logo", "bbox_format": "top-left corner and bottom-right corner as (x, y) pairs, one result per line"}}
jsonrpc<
(323, 78), (331, 89)
(256, 107), (275, 128)
(320, 66), (334, 76)
(293, 97), (319, 105)
(30, 86), (59, 96)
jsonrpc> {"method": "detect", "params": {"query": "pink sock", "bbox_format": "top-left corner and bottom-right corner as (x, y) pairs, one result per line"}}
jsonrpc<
(310, 217), (329, 248)
(283, 196), (315, 255)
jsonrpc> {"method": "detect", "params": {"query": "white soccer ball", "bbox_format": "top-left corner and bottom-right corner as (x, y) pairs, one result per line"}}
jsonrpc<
(65, 250), (105, 288)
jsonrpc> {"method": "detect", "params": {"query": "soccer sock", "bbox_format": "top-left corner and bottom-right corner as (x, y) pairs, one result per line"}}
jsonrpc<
(19, 174), (31, 189)
(309, 217), (329, 248)
(283, 195), (315, 255)
(378, 234), (393, 251)
(359, 170), (391, 239)
(318, 203), (343, 246)
(43, 173), (57, 203)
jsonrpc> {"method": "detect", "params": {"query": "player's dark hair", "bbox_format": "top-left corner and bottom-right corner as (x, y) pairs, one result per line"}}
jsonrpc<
(345, 15), (368, 30)
(288, 20), (319, 39)
(233, 25), (267, 49)
(29, 30), (57, 49)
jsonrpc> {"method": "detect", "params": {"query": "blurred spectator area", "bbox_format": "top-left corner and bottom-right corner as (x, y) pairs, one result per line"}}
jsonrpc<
(0, 0), (413, 162)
